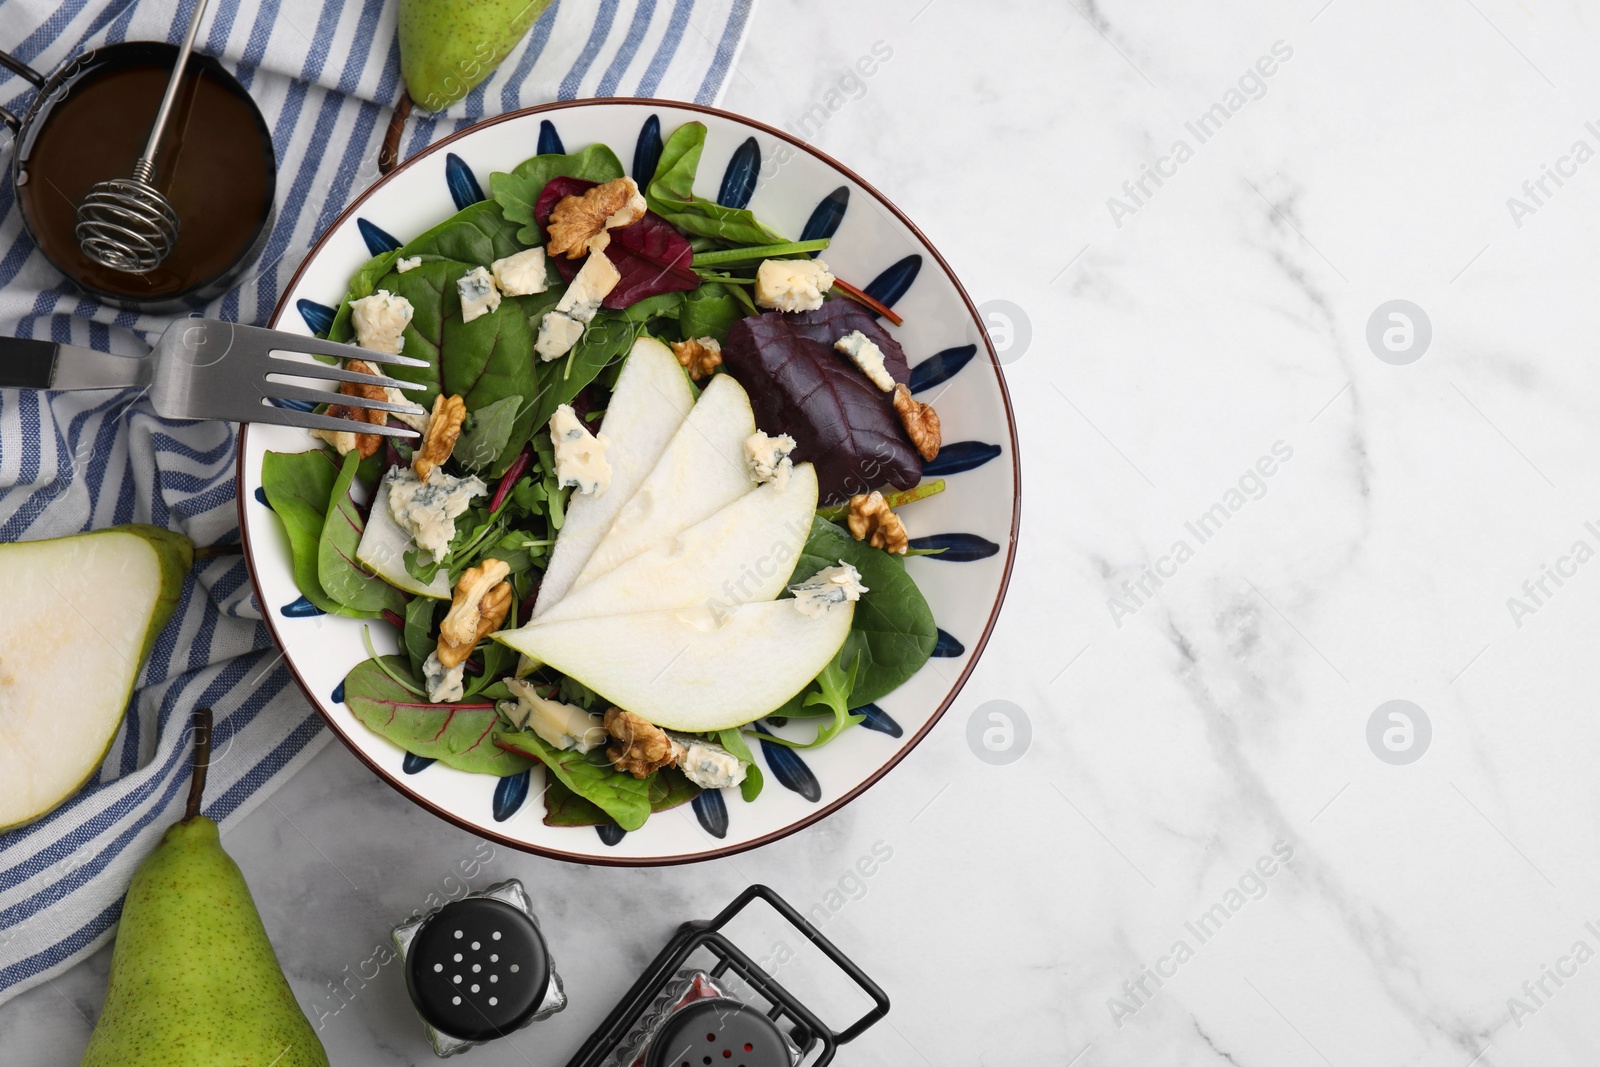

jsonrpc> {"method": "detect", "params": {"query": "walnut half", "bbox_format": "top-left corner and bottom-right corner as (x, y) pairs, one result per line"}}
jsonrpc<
(891, 383), (941, 462)
(436, 558), (512, 668)
(413, 393), (467, 482)
(604, 707), (680, 778)
(846, 490), (909, 555)
(670, 336), (722, 380)
(546, 177), (647, 259)
(309, 359), (387, 458)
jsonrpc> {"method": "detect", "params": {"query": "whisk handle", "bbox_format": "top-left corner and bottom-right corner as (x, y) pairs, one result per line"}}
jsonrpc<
(141, 0), (214, 163)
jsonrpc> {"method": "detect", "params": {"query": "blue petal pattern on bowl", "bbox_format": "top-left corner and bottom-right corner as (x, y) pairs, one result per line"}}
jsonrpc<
(864, 254), (922, 309)
(932, 628), (965, 658)
(254, 487), (271, 509)
(692, 790), (729, 839)
(444, 152), (486, 209)
(357, 217), (402, 256)
(281, 596), (324, 618)
(717, 137), (761, 209)
(493, 770), (530, 822)
(800, 186), (849, 255)
(537, 120), (564, 156)
(402, 753), (436, 775)
(924, 441), (1002, 478)
(596, 824), (626, 846)
(908, 532), (1000, 562)
(331, 680), (345, 704)
(855, 703), (904, 738)
(909, 344), (976, 394)
(632, 115), (663, 186)
(753, 723), (821, 802)
(296, 298), (336, 337)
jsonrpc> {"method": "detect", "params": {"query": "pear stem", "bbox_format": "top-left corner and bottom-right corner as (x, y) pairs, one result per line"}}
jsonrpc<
(184, 707), (213, 822)
(380, 90), (413, 176)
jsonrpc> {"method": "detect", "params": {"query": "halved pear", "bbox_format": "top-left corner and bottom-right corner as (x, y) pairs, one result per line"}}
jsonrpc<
(0, 525), (193, 829)
(355, 474), (450, 599)
(534, 337), (694, 616)
(533, 462), (818, 625)
(495, 599), (853, 732)
(571, 373), (758, 590)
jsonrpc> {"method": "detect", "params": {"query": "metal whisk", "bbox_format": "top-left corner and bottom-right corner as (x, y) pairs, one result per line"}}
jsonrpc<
(75, 0), (212, 273)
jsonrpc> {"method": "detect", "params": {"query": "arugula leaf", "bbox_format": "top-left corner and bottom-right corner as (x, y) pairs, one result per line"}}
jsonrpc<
(753, 653), (865, 748)
(261, 450), (376, 617)
(646, 122), (786, 246)
(540, 768), (700, 827)
(489, 144), (626, 246)
(717, 727), (765, 802)
(342, 657), (534, 776)
(453, 394), (524, 471)
(315, 451), (407, 614)
(494, 729), (652, 830)
(680, 283), (743, 343)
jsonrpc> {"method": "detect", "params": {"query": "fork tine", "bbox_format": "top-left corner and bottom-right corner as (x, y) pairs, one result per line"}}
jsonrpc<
(263, 382), (430, 416)
(225, 321), (431, 368)
(253, 402), (420, 439)
(271, 358), (430, 392)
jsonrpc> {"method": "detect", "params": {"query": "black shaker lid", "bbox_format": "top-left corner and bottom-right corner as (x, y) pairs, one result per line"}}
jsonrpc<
(404, 897), (551, 1042)
(646, 998), (791, 1067)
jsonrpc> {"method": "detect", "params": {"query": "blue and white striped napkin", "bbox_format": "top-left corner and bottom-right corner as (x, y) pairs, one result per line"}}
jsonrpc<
(0, 0), (755, 1005)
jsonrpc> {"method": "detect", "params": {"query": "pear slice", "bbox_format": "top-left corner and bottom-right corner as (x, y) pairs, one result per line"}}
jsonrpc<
(534, 337), (694, 616)
(533, 462), (818, 625)
(495, 599), (853, 732)
(0, 525), (193, 829)
(355, 471), (451, 599)
(571, 373), (758, 591)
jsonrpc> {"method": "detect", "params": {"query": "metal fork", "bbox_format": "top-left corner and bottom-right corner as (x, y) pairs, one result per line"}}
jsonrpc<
(0, 318), (427, 439)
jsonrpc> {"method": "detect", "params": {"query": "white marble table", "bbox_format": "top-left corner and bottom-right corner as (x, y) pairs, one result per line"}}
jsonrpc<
(10, 0), (1600, 1063)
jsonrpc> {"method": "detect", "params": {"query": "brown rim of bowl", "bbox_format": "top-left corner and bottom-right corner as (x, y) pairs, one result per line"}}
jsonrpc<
(239, 98), (1023, 866)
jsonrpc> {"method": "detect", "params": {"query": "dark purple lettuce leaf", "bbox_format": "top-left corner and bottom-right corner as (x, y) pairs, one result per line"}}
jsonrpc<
(781, 298), (910, 384)
(534, 176), (698, 309)
(723, 312), (922, 504)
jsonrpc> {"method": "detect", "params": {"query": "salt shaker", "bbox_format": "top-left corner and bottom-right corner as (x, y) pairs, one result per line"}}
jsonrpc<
(564, 885), (889, 1067)
(392, 879), (567, 1057)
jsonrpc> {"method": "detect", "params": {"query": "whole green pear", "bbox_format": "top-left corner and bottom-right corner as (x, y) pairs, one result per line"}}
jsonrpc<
(399, 0), (557, 112)
(81, 711), (328, 1066)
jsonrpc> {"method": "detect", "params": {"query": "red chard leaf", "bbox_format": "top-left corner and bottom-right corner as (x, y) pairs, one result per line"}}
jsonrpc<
(534, 177), (698, 309)
(780, 299), (911, 385)
(723, 311), (922, 505)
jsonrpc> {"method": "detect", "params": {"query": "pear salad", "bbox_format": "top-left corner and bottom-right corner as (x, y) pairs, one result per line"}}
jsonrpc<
(261, 122), (946, 833)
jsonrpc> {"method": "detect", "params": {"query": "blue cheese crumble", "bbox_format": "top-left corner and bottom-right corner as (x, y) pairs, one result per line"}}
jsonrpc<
(789, 561), (868, 617)
(456, 266), (502, 323)
(667, 734), (749, 790)
(755, 258), (834, 312)
(491, 247), (549, 296)
(349, 289), (413, 355)
(422, 651), (466, 703)
(835, 330), (895, 392)
(549, 403), (611, 496)
(500, 678), (606, 752)
(396, 255), (422, 273)
(386, 466), (487, 563)
(743, 430), (796, 488)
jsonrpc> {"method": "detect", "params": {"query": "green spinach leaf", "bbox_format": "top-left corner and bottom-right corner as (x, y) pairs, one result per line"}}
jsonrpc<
(530, 312), (641, 430)
(646, 122), (786, 246)
(261, 449), (375, 617)
(403, 594), (437, 679)
(489, 144), (626, 246)
(680, 283), (743, 343)
(453, 394), (524, 471)
(494, 729), (652, 830)
(316, 450), (407, 614)
(540, 768), (700, 827)
(343, 657), (534, 776)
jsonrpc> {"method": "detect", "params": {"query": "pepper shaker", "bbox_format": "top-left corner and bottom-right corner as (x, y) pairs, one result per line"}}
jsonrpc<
(564, 885), (890, 1067)
(392, 879), (567, 1057)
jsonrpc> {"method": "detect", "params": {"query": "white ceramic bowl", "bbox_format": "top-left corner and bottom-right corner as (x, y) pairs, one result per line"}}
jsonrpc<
(238, 100), (1019, 864)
